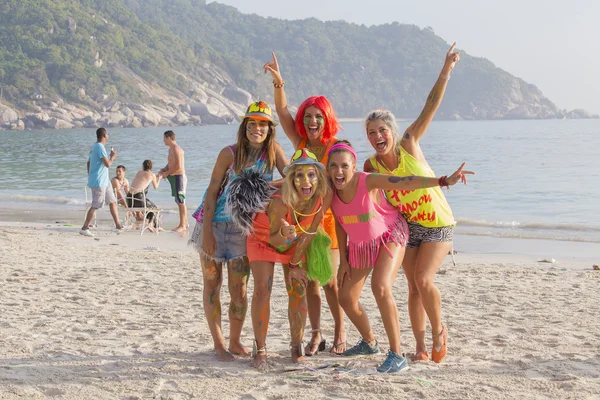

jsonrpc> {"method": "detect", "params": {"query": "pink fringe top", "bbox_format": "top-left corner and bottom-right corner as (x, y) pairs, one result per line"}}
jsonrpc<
(332, 172), (408, 268)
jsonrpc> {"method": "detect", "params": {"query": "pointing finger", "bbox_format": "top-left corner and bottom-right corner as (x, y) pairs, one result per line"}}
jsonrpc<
(448, 42), (456, 54)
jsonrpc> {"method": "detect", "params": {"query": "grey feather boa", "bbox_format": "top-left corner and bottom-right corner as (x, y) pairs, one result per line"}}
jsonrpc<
(226, 169), (276, 236)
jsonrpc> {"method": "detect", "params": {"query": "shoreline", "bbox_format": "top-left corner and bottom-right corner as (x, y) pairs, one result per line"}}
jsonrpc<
(0, 204), (596, 269)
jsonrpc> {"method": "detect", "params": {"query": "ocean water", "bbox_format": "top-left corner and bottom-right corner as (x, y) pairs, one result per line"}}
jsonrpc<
(1, 119), (599, 245)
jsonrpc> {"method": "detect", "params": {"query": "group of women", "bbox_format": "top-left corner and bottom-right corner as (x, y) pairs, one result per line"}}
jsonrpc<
(189, 43), (473, 373)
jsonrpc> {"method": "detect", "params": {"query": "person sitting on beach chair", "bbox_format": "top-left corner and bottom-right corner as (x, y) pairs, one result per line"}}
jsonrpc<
(127, 160), (161, 232)
(111, 164), (129, 207)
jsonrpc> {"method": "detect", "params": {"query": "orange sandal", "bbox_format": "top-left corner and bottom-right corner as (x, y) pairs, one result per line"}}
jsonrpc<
(431, 324), (448, 363)
(413, 351), (430, 361)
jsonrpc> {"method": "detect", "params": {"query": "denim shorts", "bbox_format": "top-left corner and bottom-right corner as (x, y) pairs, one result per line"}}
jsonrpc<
(406, 222), (454, 249)
(189, 221), (246, 262)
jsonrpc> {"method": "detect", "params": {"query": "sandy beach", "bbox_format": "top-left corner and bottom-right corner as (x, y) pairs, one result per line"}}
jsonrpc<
(0, 214), (599, 399)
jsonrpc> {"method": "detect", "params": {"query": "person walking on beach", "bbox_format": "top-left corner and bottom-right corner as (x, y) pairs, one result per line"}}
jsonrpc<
(158, 130), (187, 232)
(189, 101), (287, 361)
(80, 127), (124, 237)
(327, 141), (471, 373)
(111, 164), (129, 207)
(246, 149), (333, 369)
(364, 43), (460, 363)
(263, 52), (346, 356)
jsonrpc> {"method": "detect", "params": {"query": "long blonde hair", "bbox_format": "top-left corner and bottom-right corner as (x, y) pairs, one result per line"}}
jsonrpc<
(281, 164), (330, 208)
(234, 118), (277, 174)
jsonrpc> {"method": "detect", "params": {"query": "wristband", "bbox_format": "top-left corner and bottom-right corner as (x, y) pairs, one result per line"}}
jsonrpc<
(438, 176), (448, 187)
(440, 74), (450, 80)
(289, 260), (303, 269)
(273, 80), (285, 88)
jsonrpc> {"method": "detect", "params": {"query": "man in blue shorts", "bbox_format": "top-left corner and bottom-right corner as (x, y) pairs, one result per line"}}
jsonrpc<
(80, 127), (124, 237)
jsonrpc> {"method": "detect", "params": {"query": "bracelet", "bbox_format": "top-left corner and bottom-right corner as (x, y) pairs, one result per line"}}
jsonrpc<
(438, 175), (448, 187)
(439, 74), (450, 80)
(273, 80), (285, 88)
(279, 226), (287, 238)
(288, 260), (303, 269)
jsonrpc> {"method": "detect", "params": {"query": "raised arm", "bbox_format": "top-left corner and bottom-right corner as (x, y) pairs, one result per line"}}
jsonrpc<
(366, 162), (474, 191)
(264, 52), (302, 148)
(101, 148), (116, 168)
(403, 43), (460, 144)
(201, 147), (234, 257)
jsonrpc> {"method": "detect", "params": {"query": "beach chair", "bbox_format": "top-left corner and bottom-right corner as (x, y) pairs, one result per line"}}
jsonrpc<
(122, 190), (161, 235)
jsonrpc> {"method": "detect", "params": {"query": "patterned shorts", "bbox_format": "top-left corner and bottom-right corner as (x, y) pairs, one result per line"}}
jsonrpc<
(406, 222), (454, 249)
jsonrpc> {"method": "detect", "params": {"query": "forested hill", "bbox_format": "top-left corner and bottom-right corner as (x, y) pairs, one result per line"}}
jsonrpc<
(0, 0), (596, 130)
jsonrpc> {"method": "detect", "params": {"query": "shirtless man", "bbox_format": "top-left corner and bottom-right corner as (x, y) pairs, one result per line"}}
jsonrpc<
(158, 130), (187, 232)
(129, 160), (161, 231)
(111, 165), (129, 207)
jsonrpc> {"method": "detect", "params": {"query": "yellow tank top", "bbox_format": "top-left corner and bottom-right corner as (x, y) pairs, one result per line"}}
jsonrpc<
(369, 146), (455, 228)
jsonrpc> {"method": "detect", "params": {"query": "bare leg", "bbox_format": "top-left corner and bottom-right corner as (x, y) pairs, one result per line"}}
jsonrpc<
(370, 243), (405, 354)
(172, 202), (188, 232)
(283, 265), (308, 363)
(82, 207), (97, 230)
(227, 257), (250, 356)
(337, 267), (374, 342)
(250, 261), (275, 369)
(414, 242), (452, 350)
(200, 254), (232, 361)
(109, 202), (122, 228)
(322, 250), (346, 353)
(402, 247), (428, 357)
(305, 280), (323, 353)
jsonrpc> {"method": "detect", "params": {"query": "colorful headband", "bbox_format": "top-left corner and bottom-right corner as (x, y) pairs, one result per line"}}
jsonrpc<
(327, 143), (357, 160)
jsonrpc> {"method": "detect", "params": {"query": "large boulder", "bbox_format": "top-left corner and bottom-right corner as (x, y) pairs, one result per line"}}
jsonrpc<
(82, 115), (97, 127)
(173, 111), (189, 124)
(101, 112), (126, 127)
(188, 102), (209, 117)
(222, 85), (253, 106)
(26, 112), (50, 126)
(133, 106), (162, 126)
(0, 104), (18, 125)
(46, 118), (74, 129)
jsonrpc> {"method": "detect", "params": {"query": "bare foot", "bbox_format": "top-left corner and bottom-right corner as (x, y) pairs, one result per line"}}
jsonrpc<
(147, 226), (156, 233)
(291, 344), (307, 364)
(331, 331), (347, 355)
(291, 353), (307, 364)
(305, 331), (322, 356)
(229, 342), (251, 356)
(251, 353), (267, 370)
(172, 226), (186, 233)
(215, 348), (235, 362)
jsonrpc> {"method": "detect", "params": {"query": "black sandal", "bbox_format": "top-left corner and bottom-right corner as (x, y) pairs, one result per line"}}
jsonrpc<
(330, 341), (347, 355)
(304, 329), (326, 356)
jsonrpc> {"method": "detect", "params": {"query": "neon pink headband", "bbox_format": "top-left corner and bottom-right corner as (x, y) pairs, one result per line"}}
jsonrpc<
(327, 143), (357, 160)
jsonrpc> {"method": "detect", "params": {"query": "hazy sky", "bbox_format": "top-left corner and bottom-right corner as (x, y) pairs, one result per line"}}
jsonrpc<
(209, 0), (599, 114)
